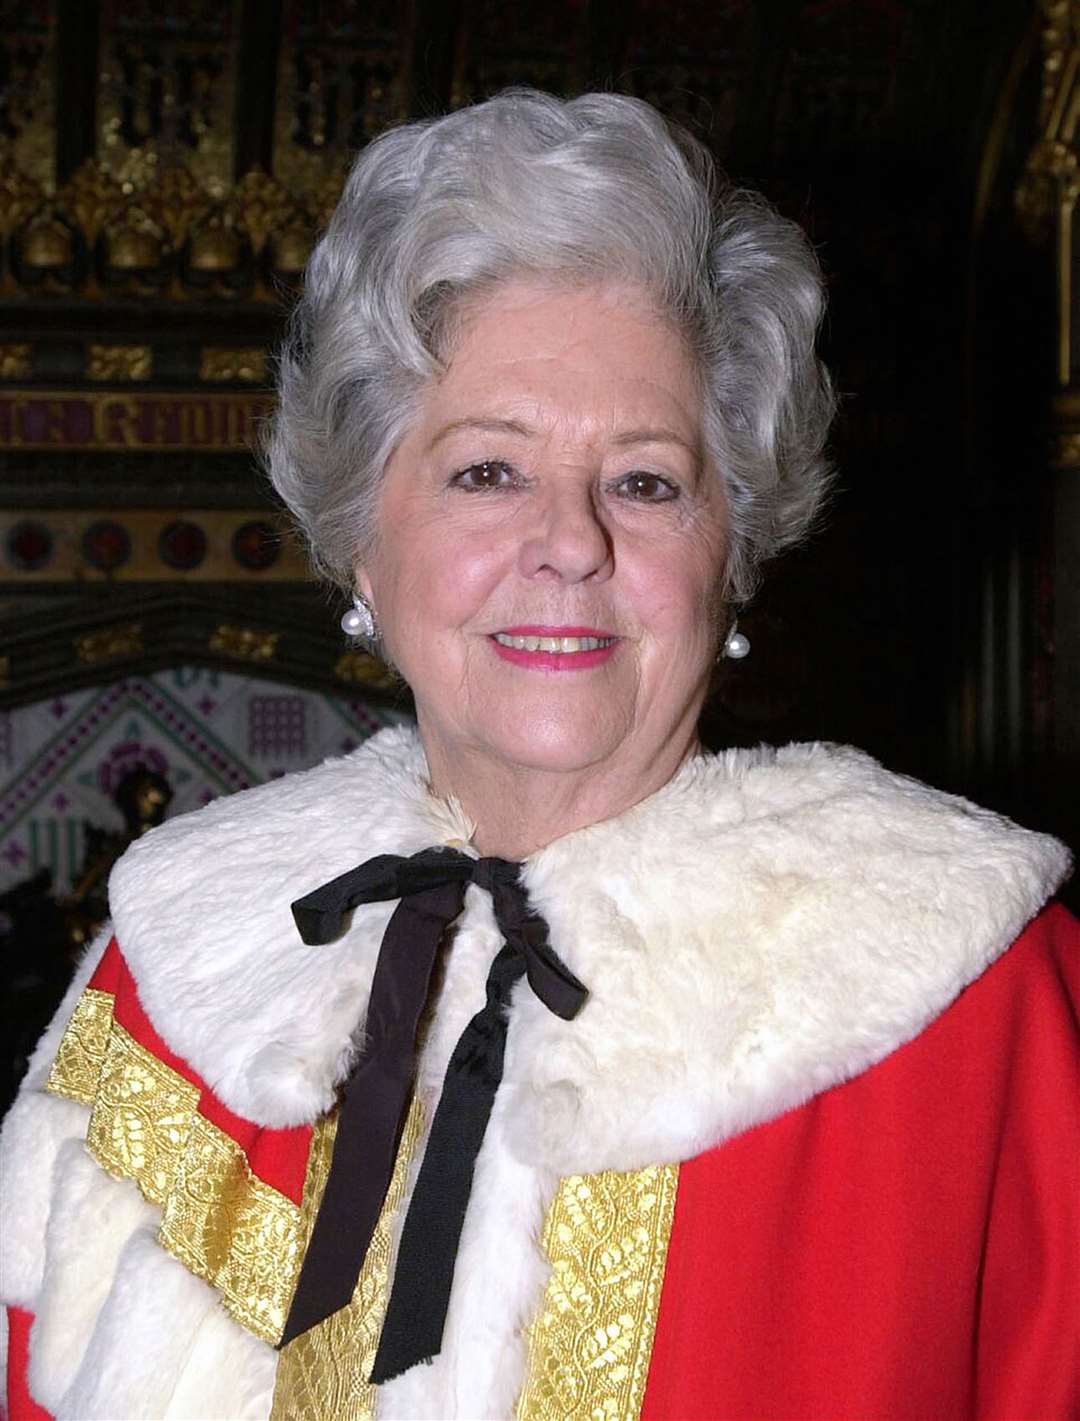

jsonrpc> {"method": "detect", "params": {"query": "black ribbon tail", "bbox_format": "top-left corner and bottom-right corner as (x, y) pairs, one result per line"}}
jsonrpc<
(280, 881), (465, 1348)
(281, 847), (587, 1375)
(369, 945), (525, 1384)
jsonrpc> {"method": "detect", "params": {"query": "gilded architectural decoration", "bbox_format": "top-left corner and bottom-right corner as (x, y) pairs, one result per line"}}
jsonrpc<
(200, 347), (270, 383)
(0, 6), (57, 193)
(228, 171), (304, 255)
(58, 160), (126, 242)
(209, 625), (281, 661)
(138, 165), (213, 247)
(0, 158), (45, 238)
(0, 506), (306, 583)
(0, 345), (32, 380)
(0, 150), (324, 301)
(75, 623), (145, 665)
(97, 0), (237, 200)
(1016, 0), (1079, 385)
(334, 649), (398, 692)
(87, 345), (153, 382)
(273, 0), (406, 204)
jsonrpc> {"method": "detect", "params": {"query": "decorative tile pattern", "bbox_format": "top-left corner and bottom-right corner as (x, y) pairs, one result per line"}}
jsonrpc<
(0, 667), (410, 897)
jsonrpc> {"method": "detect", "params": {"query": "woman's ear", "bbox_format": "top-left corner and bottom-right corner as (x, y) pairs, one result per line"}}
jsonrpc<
(353, 564), (375, 604)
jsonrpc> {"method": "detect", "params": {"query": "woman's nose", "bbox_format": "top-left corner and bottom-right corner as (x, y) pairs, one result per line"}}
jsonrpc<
(517, 479), (615, 583)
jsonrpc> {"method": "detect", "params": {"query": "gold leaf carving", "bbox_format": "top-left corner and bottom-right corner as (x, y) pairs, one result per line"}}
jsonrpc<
(209, 624), (280, 661)
(87, 345), (153, 382)
(58, 159), (126, 242)
(334, 649), (397, 691)
(140, 165), (212, 246)
(200, 346), (268, 383)
(229, 169), (301, 252)
(0, 344), (32, 379)
(1015, 0), (1079, 383)
(0, 155), (44, 236)
(75, 623), (144, 664)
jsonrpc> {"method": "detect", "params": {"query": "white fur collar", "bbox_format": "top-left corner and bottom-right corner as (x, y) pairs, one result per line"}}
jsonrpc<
(109, 726), (1069, 1175)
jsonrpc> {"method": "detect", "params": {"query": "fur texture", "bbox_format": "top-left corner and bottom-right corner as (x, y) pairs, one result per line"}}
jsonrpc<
(4, 726), (1069, 1419)
(59, 1229), (277, 1420)
(0, 925), (112, 1311)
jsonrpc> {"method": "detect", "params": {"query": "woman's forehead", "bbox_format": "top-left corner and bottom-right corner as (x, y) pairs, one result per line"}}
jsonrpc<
(419, 276), (705, 445)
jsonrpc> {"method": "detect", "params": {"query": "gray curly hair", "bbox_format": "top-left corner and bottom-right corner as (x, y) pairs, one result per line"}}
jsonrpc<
(266, 88), (834, 604)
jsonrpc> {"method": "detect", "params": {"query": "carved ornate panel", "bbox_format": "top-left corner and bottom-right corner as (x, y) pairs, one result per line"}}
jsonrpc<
(273, 0), (409, 206)
(0, 0), (57, 193)
(98, 0), (238, 199)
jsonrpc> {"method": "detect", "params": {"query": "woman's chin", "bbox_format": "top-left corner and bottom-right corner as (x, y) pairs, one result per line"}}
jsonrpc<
(484, 721), (633, 777)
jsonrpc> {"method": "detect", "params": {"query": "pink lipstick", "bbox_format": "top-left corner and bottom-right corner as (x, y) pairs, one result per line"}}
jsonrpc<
(489, 625), (618, 670)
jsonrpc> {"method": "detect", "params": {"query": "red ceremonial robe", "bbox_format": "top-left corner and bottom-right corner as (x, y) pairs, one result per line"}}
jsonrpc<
(6, 904), (1078, 1421)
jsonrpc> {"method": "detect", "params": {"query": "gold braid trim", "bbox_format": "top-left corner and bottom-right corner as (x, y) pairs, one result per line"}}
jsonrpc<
(270, 1095), (426, 1421)
(46, 988), (681, 1420)
(46, 986), (311, 1346)
(516, 1164), (680, 1421)
(45, 987), (115, 1104)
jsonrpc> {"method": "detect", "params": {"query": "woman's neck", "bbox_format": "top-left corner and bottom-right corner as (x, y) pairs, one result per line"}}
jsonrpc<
(419, 722), (703, 861)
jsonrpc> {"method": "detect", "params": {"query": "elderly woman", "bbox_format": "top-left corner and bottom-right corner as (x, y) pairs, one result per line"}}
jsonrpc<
(2, 90), (1077, 1421)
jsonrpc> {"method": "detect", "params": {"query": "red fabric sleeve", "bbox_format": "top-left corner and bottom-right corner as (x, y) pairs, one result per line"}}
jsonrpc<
(642, 903), (1080, 1421)
(5, 1309), (53, 1421)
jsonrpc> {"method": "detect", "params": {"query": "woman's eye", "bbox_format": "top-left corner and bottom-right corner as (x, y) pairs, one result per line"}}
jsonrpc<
(616, 472), (679, 502)
(451, 460), (516, 490)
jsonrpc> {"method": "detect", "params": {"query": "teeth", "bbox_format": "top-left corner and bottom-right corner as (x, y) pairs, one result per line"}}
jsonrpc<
(493, 633), (615, 653)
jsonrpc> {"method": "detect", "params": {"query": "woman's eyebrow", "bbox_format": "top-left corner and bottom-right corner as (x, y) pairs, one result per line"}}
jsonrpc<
(428, 418), (700, 455)
(610, 426), (700, 454)
(428, 416), (534, 449)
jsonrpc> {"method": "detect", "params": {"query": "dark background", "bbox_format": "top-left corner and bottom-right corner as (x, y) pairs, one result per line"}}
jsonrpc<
(0, 0), (1076, 980)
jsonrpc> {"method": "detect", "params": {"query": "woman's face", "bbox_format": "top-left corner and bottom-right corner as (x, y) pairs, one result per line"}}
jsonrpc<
(357, 277), (727, 794)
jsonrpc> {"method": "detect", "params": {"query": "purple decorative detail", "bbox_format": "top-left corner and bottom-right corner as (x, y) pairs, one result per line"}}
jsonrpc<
(196, 695), (217, 716)
(97, 740), (169, 797)
(52, 792), (70, 811)
(249, 697), (307, 758)
(50, 698), (68, 719)
(349, 702), (382, 734)
(2, 840), (27, 867)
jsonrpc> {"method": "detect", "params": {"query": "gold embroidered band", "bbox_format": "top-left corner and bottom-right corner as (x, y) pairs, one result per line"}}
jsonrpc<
(45, 986), (114, 1104)
(46, 986), (682, 1421)
(270, 1096), (426, 1421)
(46, 986), (310, 1346)
(516, 1164), (680, 1421)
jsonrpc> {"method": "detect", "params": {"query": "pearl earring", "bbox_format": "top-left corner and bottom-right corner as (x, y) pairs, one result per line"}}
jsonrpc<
(340, 592), (376, 642)
(723, 623), (750, 659)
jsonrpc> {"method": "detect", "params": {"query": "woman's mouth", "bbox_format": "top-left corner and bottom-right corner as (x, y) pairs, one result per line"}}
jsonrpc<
(489, 626), (619, 669)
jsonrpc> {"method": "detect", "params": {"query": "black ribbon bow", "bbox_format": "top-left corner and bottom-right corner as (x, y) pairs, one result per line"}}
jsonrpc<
(279, 846), (587, 1386)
